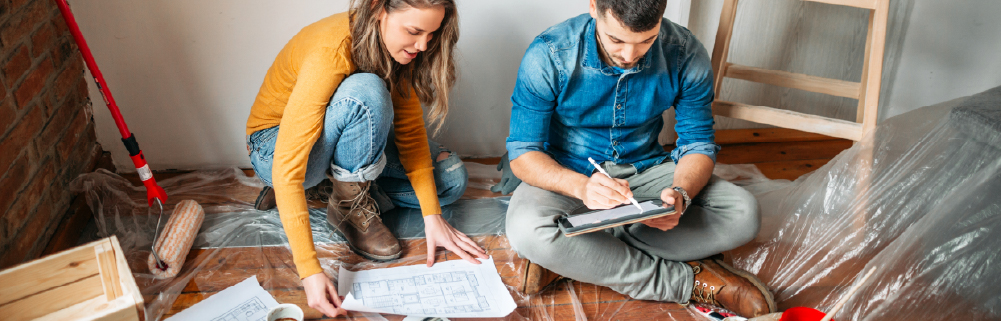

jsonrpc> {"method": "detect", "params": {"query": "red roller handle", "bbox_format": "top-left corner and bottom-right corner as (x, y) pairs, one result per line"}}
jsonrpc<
(55, 0), (167, 206)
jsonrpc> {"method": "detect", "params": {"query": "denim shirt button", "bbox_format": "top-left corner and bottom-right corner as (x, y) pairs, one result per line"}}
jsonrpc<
(616, 105), (622, 110)
(612, 141), (619, 146)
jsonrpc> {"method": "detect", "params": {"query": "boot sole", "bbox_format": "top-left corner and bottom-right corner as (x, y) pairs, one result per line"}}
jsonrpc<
(347, 243), (402, 262)
(713, 258), (777, 313)
(329, 224), (402, 262)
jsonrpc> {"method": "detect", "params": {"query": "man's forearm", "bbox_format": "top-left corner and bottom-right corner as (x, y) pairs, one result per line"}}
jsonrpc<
(510, 151), (588, 198)
(672, 153), (714, 197)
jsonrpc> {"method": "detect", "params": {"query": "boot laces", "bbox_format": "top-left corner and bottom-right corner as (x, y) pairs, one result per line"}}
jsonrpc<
(338, 183), (378, 225)
(692, 264), (724, 306)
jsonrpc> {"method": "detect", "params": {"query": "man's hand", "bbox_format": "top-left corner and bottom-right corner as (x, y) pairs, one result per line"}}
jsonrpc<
(642, 188), (686, 231)
(424, 214), (489, 267)
(577, 173), (633, 210)
(302, 273), (347, 318)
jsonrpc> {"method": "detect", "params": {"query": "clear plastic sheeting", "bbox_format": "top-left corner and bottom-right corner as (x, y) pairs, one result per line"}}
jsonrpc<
(731, 86), (1001, 320)
(69, 86), (1001, 320)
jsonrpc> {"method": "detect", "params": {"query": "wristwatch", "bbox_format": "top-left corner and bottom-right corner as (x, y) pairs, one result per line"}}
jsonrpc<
(671, 186), (691, 213)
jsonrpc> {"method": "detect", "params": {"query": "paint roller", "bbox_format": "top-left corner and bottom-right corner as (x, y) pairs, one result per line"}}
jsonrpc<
(147, 200), (205, 278)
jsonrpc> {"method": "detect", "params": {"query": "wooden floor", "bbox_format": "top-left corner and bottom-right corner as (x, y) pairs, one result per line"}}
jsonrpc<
(44, 128), (853, 320)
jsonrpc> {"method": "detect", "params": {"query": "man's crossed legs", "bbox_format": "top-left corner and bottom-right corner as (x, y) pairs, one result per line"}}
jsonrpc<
(505, 161), (775, 317)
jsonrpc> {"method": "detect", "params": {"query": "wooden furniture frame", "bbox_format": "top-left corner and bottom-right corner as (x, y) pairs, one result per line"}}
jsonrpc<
(711, 0), (891, 141)
(0, 236), (144, 321)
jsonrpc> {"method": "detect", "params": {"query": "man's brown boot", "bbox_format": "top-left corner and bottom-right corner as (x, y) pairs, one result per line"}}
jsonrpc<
(519, 260), (563, 295)
(326, 175), (401, 261)
(687, 258), (776, 318)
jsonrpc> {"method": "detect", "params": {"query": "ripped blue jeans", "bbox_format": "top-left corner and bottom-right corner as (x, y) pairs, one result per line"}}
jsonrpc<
(248, 73), (468, 209)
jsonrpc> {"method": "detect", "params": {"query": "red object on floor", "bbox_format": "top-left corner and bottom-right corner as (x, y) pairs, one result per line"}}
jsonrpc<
(780, 307), (830, 321)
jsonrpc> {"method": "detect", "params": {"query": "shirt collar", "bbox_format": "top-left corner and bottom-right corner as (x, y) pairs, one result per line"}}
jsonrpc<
(582, 17), (652, 75)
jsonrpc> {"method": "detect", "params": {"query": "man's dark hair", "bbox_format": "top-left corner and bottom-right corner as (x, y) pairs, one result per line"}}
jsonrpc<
(595, 0), (667, 32)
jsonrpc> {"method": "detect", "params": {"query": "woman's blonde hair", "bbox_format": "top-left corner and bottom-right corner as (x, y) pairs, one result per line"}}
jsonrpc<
(349, 0), (458, 135)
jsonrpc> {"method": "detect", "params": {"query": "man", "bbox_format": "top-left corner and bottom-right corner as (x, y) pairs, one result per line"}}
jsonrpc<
(504, 0), (774, 317)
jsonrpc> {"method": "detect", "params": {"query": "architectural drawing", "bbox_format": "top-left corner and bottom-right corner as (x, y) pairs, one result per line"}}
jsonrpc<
(210, 297), (269, 321)
(351, 271), (491, 315)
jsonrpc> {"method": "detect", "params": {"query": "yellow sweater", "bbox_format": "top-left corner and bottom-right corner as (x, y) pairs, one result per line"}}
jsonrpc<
(246, 12), (440, 279)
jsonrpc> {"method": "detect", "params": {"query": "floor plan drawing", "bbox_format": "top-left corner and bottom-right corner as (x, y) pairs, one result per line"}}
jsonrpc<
(353, 271), (490, 315)
(339, 258), (516, 318)
(210, 297), (269, 321)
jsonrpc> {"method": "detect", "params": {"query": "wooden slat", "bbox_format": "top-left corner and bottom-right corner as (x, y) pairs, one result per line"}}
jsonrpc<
(861, 0), (891, 136)
(0, 274), (105, 320)
(0, 244), (98, 305)
(713, 101), (864, 141)
(855, 11), (875, 123)
(96, 242), (123, 300)
(711, 0), (740, 95)
(37, 295), (139, 321)
(714, 128), (837, 145)
(754, 159), (834, 180)
(725, 63), (861, 99)
(717, 140), (853, 165)
(802, 0), (877, 10)
(109, 236), (145, 320)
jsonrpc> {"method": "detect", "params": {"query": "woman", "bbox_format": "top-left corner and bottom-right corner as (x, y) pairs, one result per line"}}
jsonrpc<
(245, 0), (486, 316)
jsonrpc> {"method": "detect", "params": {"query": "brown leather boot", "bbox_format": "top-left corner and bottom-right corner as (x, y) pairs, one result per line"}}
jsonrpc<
(255, 186), (277, 211)
(326, 175), (401, 261)
(519, 260), (563, 295)
(687, 258), (775, 318)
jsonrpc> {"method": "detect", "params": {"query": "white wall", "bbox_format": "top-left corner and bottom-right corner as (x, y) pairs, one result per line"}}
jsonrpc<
(71, 0), (693, 171)
(881, 0), (1001, 119)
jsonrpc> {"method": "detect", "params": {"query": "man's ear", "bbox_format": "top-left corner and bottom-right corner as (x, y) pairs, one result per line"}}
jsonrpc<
(589, 0), (599, 20)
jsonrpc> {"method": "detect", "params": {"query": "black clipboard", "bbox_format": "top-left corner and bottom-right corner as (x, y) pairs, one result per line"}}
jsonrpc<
(557, 200), (676, 237)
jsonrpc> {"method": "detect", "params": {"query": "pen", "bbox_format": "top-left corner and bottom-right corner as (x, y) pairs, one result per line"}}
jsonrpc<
(588, 157), (644, 213)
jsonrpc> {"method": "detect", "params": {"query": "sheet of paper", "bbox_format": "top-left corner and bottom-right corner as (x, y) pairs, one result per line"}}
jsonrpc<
(338, 258), (516, 318)
(566, 200), (664, 226)
(166, 275), (279, 321)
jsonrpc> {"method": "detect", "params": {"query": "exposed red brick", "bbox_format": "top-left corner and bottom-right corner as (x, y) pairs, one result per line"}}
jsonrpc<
(0, 153), (32, 214)
(51, 57), (81, 102)
(0, 198), (54, 268)
(0, 99), (14, 135)
(0, 0), (47, 49)
(0, 1), (10, 26)
(29, 22), (54, 58)
(50, 37), (75, 69)
(2, 45), (30, 85)
(51, 6), (68, 34)
(13, 57), (52, 108)
(55, 105), (86, 162)
(34, 101), (78, 158)
(0, 77), (6, 101)
(0, 159), (55, 244)
(9, 0), (31, 12)
(0, 105), (42, 172)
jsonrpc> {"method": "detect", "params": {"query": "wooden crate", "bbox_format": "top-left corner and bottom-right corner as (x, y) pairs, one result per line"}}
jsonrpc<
(0, 236), (144, 321)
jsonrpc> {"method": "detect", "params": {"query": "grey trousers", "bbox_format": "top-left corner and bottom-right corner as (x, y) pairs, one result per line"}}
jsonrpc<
(505, 161), (761, 303)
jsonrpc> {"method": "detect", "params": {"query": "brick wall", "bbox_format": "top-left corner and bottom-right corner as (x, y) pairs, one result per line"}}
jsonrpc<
(0, 0), (99, 267)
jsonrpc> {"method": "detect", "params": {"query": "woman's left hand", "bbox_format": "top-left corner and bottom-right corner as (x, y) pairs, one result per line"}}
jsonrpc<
(424, 214), (488, 267)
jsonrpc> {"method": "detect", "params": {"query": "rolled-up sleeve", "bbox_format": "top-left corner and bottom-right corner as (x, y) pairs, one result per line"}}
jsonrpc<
(671, 36), (721, 164)
(506, 37), (561, 161)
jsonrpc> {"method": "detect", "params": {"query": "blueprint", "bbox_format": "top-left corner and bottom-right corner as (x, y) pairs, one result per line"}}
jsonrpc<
(338, 258), (516, 318)
(166, 276), (279, 321)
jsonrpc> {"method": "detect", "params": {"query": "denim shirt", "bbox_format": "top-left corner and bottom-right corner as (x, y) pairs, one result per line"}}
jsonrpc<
(506, 14), (720, 175)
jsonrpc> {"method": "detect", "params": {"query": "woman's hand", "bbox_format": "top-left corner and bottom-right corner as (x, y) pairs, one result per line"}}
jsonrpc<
(302, 273), (347, 318)
(424, 214), (489, 266)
